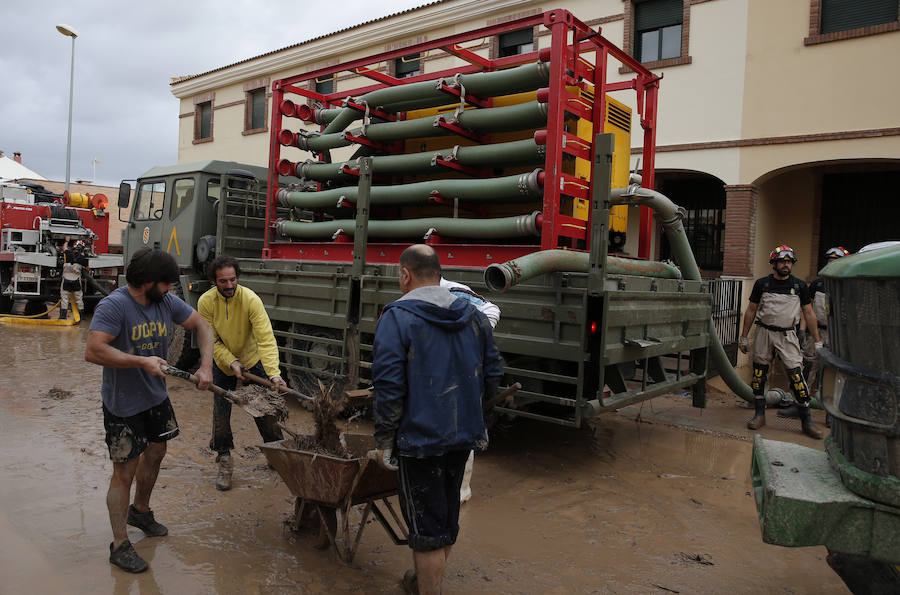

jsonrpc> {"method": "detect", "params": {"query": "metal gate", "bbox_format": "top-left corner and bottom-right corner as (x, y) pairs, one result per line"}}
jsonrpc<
(706, 278), (742, 368)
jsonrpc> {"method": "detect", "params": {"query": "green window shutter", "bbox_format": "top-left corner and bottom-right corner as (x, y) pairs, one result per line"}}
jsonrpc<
(821, 0), (898, 34)
(635, 0), (683, 32)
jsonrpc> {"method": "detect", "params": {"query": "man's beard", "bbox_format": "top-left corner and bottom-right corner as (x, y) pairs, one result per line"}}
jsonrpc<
(218, 287), (235, 298)
(146, 285), (167, 303)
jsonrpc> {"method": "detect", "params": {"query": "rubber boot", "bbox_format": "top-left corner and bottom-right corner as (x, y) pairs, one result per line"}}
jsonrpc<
(215, 452), (233, 491)
(798, 406), (824, 440)
(747, 398), (766, 430)
(777, 404), (801, 419)
(59, 308), (67, 321)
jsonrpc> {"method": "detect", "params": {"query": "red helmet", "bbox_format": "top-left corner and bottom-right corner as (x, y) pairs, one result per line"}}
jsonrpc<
(825, 246), (849, 259)
(769, 244), (797, 263)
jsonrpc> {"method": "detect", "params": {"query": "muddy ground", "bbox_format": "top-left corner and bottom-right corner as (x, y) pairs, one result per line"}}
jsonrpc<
(0, 322), (847, 594)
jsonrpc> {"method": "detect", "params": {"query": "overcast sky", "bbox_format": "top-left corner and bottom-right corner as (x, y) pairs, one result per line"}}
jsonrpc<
(0, 0), (428, 187)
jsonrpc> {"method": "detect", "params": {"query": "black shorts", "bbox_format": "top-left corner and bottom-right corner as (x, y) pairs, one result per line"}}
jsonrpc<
(103, 398), (179, 463)
(397, 450), (470, 552)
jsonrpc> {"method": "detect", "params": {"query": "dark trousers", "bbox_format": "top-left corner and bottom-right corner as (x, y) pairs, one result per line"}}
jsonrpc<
(210, 360), (283, 454)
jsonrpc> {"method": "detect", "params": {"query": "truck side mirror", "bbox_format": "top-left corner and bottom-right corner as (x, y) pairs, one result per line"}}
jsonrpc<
(117, 182), (132, 208)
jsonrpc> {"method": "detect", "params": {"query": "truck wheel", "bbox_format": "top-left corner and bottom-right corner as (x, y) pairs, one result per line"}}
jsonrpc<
(0, 295), (12, 315)
(24, 300), (49, 318)
(167, 282), (199, 370)
(285, 324), (343, 411)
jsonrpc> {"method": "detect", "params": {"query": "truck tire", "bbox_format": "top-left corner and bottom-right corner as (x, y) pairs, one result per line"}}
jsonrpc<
(0, 295), (12, 315)
(285, 324), (343, 411)
(24, 300), (49, 318)
(167, 282), (199, 370)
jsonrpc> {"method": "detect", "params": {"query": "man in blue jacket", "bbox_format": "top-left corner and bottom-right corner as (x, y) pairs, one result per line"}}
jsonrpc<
(371, 244), (504, 595)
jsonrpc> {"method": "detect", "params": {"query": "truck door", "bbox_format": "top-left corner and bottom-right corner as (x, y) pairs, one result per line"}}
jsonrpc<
(126, 180), (168, 254)
(161, 177), (197, 269)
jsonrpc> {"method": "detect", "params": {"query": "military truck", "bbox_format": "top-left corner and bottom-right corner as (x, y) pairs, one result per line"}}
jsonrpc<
(119, 10), (740, 425)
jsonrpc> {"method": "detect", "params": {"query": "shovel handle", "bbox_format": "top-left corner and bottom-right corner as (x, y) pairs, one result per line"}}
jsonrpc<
(162, 365), (300, 440)
(241, 370), (315, 405)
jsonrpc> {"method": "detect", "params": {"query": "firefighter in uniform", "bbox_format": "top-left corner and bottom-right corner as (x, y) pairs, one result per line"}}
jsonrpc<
(738, 245), (824, 439)
(60, 239), (89, 322)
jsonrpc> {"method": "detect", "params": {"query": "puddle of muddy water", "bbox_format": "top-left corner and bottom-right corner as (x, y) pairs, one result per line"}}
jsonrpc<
(0, 321), (849, 594)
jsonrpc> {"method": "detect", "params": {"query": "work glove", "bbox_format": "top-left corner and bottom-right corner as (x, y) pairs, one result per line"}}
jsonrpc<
(367, 448), (398, 472)
(814, 341), (824, 352)
(738, 336), (749, 354)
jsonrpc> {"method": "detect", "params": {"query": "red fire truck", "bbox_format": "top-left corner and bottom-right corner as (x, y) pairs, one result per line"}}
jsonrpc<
(0, 180), (123, 315)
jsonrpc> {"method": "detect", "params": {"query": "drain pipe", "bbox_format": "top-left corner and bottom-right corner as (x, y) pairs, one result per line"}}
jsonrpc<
(484, 249), (681, 293)
(610, 181), (785, 406)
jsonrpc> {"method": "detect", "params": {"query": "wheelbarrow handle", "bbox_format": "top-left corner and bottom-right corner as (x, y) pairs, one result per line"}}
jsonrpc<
(483, 382), (521, 413)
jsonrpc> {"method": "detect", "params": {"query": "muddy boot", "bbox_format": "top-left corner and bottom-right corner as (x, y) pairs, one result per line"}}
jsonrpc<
(58, 308), (67, 321)
(215, 452), (233, 491)
(799, 406), (824, 440)
(127, 504), (168, 536)
(109, 540), (148, 573)
(747, 398), (766, 430)
(777, 404), (801, 419)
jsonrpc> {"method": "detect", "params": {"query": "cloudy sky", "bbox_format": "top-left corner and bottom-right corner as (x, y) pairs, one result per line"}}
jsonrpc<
(0, 0), (428, 187)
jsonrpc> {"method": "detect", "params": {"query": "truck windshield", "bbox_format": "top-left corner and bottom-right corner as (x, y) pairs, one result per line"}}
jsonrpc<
(134, 181), (165, 220)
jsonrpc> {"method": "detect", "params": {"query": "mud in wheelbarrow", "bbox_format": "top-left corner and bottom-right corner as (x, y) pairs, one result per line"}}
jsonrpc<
(260, 433), (408, 563)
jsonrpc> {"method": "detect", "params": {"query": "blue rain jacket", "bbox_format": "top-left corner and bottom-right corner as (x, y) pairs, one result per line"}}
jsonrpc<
(372, 285), (505, 457)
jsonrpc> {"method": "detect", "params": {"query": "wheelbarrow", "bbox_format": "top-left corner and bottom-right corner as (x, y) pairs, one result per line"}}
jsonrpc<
(259, 433), (408, 563)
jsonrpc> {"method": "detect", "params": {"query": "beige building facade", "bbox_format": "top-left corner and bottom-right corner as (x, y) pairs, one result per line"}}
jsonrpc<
(170, 0), (900, 283)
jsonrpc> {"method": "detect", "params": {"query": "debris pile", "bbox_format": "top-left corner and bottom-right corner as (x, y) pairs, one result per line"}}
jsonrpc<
(288, 382), (350, 458)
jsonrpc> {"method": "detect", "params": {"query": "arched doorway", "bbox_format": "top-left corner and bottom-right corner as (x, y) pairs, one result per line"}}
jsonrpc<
(752, 160), (900, 278)
(655, 171), (726, 276)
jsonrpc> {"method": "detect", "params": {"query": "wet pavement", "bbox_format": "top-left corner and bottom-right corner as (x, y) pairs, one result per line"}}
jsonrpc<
(0, 321), (848, 593)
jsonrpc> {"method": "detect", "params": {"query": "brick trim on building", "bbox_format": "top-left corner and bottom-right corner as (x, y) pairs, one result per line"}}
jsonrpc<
(805, 0), (900, 45)
(631, 126), (900, 154)
(723, 184), (758, 277)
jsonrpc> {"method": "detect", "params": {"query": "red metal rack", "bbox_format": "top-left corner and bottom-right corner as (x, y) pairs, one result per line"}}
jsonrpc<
(264, 8), (661, 266)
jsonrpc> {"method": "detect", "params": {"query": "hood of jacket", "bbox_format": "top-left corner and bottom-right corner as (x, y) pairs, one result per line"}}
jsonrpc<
(384, 285), (475, 330)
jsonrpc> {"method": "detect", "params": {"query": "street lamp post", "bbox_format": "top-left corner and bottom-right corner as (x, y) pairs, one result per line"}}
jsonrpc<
(56, 24), (78, 194)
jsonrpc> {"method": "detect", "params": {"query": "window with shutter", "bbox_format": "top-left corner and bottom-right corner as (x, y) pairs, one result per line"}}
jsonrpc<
(245, 88), (266, 131)
(395, 53), (421, 79)
(635, 0), (683, 63)
(315, 76), (334, 96)
(821, 0), (898, 34)
(499, 28), (535, 57)
(196, 102), (212, 141)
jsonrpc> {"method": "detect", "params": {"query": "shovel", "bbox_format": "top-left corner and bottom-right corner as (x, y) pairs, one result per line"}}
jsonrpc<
(241, 369), (375, 410)
(240, 370), (316, 407)
(162, 365), (300, 440)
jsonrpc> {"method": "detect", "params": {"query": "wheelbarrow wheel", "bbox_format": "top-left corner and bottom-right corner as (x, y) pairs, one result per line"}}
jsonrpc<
(313, 507), (337, 550)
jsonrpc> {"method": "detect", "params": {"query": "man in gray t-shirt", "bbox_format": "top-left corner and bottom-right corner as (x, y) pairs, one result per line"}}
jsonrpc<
(86, 248), (213, 573)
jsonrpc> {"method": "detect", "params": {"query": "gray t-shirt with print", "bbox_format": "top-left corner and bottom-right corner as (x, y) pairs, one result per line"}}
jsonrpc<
(90, 287), (193, 417)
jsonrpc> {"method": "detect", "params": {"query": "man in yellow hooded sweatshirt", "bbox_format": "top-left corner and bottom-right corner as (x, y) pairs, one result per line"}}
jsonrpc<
(198, 255), (286, 490)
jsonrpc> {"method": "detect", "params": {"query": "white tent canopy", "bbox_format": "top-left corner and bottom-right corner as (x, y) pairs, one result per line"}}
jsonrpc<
(0, 156), (45, 181)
